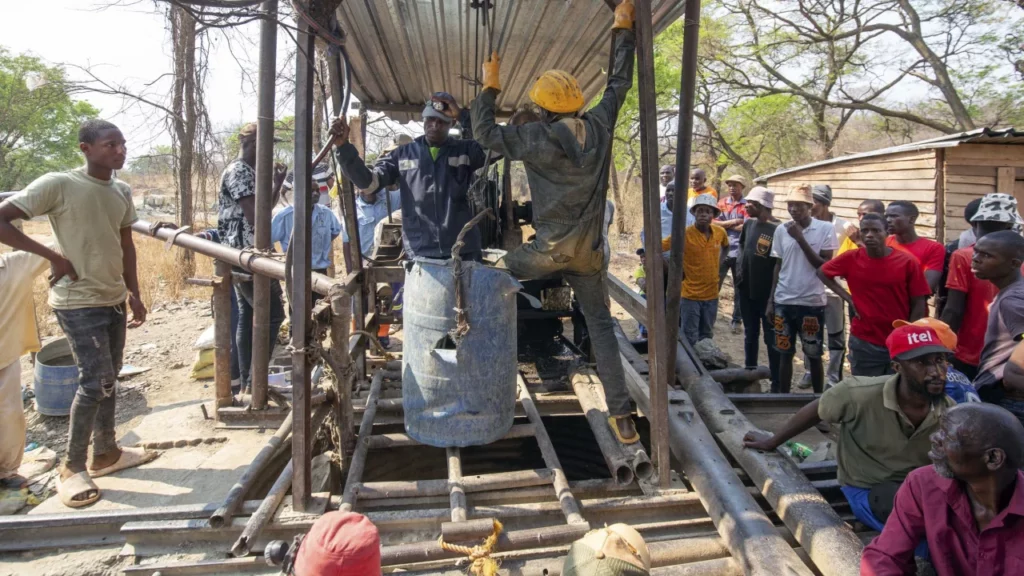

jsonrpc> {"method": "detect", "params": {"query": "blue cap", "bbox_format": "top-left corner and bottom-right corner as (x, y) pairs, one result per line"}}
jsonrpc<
(423, 92), (456, 123)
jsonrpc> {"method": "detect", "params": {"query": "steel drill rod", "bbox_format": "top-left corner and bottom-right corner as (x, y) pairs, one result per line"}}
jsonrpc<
(355, 469), (555, 500)
(133, 220), (343, 296)
(517, 377), (587, 526)
(446, 447), (467, 522)
(229, 403), (332, 557)
(339, 370), (384, 512)
(570, 368), (635, 485)
(616, 328), (815, 576)
(366, 424), (536, 449)
(210, 410), (294, 528)
(380, 522), (590, 566)
(231, 459), (291, 557)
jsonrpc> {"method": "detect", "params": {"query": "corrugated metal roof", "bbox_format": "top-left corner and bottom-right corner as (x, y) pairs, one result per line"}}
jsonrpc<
(335, 0), (685, 123)
(758, 126), (1024, 182)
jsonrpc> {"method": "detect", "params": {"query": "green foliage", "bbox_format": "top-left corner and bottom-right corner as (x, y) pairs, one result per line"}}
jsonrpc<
(0, 48), (98, 191)
(716, 95), (812, 174)
(128, 144), (175, 175)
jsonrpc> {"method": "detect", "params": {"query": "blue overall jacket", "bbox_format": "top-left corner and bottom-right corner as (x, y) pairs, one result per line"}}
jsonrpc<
(333, 111), (487, 259)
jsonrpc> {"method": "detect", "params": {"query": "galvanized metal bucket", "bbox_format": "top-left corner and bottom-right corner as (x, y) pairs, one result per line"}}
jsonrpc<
(402, 257), (522, 447)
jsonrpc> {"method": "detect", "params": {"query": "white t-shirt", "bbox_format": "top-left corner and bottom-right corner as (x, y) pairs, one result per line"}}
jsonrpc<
(770, 218), (838, 307)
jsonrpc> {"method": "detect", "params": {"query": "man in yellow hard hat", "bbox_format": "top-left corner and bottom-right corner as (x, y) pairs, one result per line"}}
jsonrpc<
(469, 0), (639, 443)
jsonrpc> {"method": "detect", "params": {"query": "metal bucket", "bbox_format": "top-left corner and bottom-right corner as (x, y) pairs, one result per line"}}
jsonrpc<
(33, 338), (80, 417)
(402, 258), (522, 447)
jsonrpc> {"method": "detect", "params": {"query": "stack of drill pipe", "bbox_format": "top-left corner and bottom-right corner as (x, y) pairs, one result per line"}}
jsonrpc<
(571, 368), (653, 484)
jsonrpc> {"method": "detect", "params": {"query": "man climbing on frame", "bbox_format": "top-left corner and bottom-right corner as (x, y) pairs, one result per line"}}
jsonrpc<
(469, 0), (639, 443)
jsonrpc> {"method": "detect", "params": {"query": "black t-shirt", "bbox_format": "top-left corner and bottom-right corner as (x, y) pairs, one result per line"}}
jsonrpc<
(736, 219), (778, 302)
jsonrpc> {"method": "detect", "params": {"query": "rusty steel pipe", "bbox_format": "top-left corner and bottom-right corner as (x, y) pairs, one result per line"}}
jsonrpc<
(339, 370), (384, 512)
(132, 220), (342, 296)
(209, 411), (294, 528)
(570, 369), (634, 485)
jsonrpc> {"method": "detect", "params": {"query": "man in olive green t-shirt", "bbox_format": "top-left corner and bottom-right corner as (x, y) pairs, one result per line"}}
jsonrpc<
(742, 324), (954, 531)
(0, 119), (152, 508)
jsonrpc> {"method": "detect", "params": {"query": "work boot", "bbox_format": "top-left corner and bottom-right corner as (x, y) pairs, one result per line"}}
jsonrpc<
(609, 415), (640, 445)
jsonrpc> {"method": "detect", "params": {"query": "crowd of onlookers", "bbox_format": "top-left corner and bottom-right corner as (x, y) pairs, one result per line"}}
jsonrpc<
(634, 164), (1024, 575)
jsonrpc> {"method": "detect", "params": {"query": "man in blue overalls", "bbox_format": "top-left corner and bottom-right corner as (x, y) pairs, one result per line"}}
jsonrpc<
(329, 94), (487, 261)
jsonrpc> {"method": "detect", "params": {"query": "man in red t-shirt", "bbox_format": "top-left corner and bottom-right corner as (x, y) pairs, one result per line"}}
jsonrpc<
(885, 200), (945, 293)
(817, 213), (931, 376)
(940, 193), (1019, 380)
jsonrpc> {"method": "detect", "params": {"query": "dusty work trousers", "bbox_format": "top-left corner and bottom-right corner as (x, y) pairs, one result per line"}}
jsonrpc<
(562, 271), (631, 416)
(55, 304), (126, 470)
(506, 255), (631, 416)
(0, 361), (25, 479)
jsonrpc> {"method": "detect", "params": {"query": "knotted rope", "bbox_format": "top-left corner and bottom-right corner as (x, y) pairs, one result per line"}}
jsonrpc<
(437, 519), (503, 576)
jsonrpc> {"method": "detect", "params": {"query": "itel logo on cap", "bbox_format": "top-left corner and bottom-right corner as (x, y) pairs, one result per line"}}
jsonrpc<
(906, 331), (934, 345)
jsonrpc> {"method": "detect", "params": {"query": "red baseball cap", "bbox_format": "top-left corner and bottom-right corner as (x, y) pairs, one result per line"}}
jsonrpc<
(294, 511), (381, 576)
(885, 325), (951, 361)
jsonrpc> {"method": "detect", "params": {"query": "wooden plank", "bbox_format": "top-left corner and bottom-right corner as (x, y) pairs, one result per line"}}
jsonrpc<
(946, 194), (985, 209)
(946, 183), (998, 195)
(941, 157), (1024, 168)
(766, 156), (937, 183)
(1017, 181), (1024, 199)
(935, 149), (945, 244)
(767, 186), (935, 202)
(946, 165), (998, 177)
(947, 144), (1024, 165)
(998, 167), (1016, 194)
(778, 168), (937, 181)
(947, 175), (997, 186)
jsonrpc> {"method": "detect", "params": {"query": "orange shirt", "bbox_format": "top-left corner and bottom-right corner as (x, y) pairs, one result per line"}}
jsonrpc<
(663, 224), (728, 301)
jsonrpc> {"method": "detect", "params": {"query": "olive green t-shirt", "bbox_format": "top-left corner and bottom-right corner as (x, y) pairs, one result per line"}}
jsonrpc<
(8, 168), (137, 310)
(818, 374), (954, 488)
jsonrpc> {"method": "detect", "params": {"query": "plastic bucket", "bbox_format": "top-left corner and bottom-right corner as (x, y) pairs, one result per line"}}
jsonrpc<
(34, 338), (80, 417)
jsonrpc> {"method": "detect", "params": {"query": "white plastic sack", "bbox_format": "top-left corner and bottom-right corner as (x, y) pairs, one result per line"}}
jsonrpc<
(193, 325), (215, 350)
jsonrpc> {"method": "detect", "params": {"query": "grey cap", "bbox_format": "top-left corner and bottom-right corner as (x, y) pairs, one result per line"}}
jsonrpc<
(811, 184), (832, 204)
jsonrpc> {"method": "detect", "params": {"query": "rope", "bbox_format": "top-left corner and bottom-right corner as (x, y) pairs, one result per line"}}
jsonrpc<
(447, 209), (495, 345)
(437, 519), (503, 576)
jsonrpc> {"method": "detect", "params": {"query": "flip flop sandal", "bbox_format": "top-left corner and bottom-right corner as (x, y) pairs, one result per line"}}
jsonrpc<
(58, 471), (100, 508)
(89, 447), (159, 478)
(608, 416), (640, 445)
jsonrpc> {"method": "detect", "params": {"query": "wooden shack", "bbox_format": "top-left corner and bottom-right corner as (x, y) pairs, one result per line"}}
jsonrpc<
(758, 127), (1024, 241)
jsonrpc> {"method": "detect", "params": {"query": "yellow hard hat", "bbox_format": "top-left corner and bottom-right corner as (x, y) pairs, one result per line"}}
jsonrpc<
(529, 70), (585, 114)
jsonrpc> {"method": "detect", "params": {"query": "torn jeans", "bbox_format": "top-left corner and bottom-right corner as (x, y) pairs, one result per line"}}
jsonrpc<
(55, 304), (127, 470)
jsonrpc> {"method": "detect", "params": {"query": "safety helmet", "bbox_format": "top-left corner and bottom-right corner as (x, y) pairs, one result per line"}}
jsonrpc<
(529, 70), (585, 114)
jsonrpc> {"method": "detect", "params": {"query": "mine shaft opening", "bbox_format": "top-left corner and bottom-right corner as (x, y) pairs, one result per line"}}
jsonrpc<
(361, 415), (652, 484)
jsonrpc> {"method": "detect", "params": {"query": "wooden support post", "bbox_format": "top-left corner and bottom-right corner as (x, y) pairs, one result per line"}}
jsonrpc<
(290, 17), (315, 513)
(212, 260), (233, 414)
(634, 0), (671, 488)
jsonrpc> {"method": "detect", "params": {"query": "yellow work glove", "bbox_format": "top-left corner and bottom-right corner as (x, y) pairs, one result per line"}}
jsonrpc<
(612, 0), (635, 30)
(482, 51), (501, 92)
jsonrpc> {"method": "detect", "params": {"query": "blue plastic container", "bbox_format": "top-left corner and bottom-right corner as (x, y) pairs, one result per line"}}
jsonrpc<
(34, 338), (80, 417)
(402, 258), (521, 447)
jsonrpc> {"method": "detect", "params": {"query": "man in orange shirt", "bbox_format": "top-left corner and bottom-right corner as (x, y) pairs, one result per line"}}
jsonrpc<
(686, 168), (718, 209)
(940, 193), (1019, 380)
(664, 193), (729, 345)
(885, 200), (945, 293)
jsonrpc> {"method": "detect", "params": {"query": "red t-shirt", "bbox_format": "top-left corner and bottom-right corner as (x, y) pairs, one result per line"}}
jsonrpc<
(886, 236), (945, 272)
(821, 248), (931, 346)
(945, 246), (998, 366)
